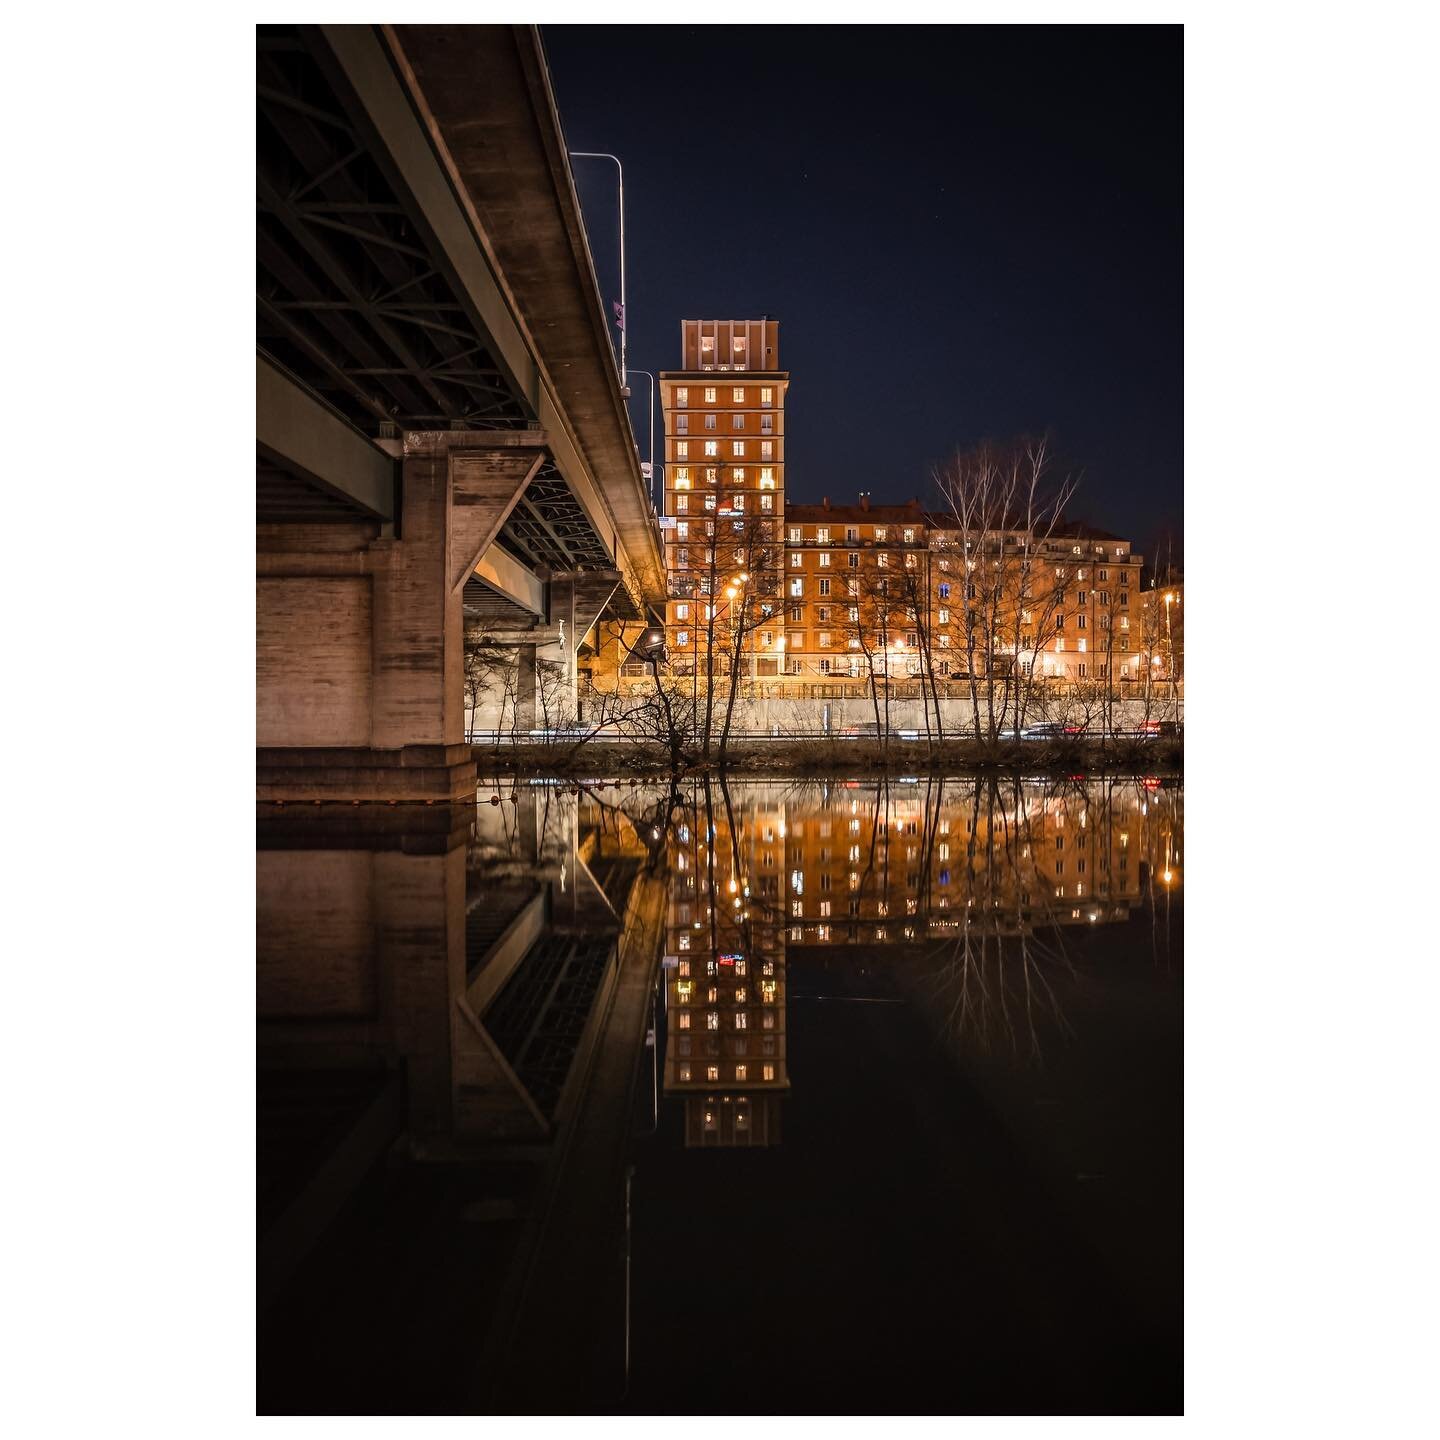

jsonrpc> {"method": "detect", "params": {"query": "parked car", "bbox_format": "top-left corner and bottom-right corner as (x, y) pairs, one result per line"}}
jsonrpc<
(1021, 722), (1087, 740)
(1143, 720), (1181, 738)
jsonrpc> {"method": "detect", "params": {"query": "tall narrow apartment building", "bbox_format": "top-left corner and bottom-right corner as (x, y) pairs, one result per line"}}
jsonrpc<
(659, 320), (789, 679)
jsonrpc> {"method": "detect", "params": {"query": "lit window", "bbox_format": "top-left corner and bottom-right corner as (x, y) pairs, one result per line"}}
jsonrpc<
(704, 441), (718, 456)
(878, 553), (889, 568)
(759, 467), (775, 489)
(675, 494), (688, 513)
(819, 631), (831, 647)
(735, 1012), (748, 1029)
(678, 1012), (691, 1030)
(732, 441), (745, 457)
(732, 387), (745, 403)
(763, 1064), (776, 1081)
(675, 387), (688, 407)
(707, 1065), (720, 1081)
(761, 494), (773, 511)
(674, 468), (690, 488)
(789, 577), (803, 597)
(675, 602), (689, 620)
(875, 527), (887, 541)
(760, 387), (773, 407)
(679, 1064), (692, 1081)
(735, 1064), (748, 1081)
(676, 441), (689, 458)
(676, 630), (689, 646)
(706, 1012), (719, 1030)
(819, 552), (831, 568)
(704, 386), (717, 403)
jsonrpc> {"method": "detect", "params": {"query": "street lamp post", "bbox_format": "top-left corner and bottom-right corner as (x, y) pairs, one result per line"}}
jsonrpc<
(567, 151), (626, 390)
(628, 368), (661, 509)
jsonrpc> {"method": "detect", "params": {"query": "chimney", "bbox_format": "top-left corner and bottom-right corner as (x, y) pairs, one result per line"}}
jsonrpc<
(822, 495), (830, 510)
(859, 494), (870, 512)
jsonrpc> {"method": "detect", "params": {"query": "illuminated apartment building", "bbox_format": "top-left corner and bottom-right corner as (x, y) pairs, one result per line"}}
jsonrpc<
(924, 518), (1145, 685)
(660, 783), (791, 1146)
(588, 314), (1160, 698)
(657, 320), (789, 683)
(778, 498), (931, 683)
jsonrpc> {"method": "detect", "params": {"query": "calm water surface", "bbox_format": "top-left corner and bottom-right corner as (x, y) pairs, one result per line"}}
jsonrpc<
(258, 775), (1182, 1414)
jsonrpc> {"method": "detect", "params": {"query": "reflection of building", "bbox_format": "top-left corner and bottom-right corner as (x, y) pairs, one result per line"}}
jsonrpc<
(772, 779), (1182, 945)
(661, 783), (791, 1146)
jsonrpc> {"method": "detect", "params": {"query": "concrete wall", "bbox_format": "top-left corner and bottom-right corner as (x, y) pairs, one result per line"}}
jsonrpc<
(686, 691), (1182, 736)
(258, 577), (373, 747)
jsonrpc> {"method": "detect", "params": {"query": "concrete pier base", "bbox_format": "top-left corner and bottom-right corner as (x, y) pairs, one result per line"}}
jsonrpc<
(257, 431), (546, 800)
(256, 743), (479, 802)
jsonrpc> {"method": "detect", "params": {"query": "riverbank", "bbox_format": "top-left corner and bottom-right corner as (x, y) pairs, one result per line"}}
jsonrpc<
(472, 736), (1183, 779)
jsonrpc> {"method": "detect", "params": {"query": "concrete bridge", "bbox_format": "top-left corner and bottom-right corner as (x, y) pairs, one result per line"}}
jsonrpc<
(257, 24), (664, 799)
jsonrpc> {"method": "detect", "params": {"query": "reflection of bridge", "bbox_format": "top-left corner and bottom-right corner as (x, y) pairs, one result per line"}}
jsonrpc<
(256, 786), (665, 1313)
(257, 26), (664, 800)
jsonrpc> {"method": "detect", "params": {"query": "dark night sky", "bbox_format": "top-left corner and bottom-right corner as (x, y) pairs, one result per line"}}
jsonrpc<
(543, 25), (1182, 560)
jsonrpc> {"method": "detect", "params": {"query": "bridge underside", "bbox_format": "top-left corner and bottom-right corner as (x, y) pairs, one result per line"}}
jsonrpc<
(256, 24), (659, 798)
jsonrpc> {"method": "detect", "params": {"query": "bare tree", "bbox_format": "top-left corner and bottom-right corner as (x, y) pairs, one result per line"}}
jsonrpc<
(715, 512), (782, 765)
(932, 438), (1078, 745)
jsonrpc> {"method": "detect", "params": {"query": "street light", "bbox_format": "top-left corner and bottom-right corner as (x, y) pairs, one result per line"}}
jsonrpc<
(628, 368), (661, 509)
(568, 150), (627, 389)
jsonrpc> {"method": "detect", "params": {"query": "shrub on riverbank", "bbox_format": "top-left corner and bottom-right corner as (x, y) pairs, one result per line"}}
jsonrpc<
(471, 736), (1182, 777)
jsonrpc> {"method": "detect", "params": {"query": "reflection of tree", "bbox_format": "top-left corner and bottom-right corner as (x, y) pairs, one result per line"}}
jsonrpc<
(914, 777), (1077, 1064)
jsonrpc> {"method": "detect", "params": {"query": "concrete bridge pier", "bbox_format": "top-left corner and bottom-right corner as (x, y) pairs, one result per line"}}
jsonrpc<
(258, 430), (546, 800)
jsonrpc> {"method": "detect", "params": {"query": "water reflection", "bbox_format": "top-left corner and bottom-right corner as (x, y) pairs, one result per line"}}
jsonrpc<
(257, 772), (1182, 1413)
(653, 774), (1183, 1144)
(662, 784), (790, 1146)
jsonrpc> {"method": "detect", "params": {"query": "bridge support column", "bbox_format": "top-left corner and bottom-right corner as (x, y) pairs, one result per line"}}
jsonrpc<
(548, 572), (622, 724)
(515, 644), (538, 734)
(258, 431), (545, 800)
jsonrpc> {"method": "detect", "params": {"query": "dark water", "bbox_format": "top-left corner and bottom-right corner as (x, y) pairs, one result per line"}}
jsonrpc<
(257, 774), (1182, 1415)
